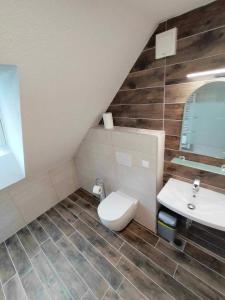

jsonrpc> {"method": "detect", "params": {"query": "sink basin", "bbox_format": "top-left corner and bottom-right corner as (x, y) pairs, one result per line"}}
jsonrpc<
(157, 178), (225, 231)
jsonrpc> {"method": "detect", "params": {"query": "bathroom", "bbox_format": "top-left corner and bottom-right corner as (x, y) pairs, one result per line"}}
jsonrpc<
(0, 0), (225, 299)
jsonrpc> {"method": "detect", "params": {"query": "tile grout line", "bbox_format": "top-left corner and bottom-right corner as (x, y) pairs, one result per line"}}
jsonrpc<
(33, 218), (80, 300)
(54, 234), (104, 300)
(66, 228), (154, 300)
(155, 240), (225, 296)
(39, 242), (77, 300)
(15, 233), (52, 299)
(39, 216), (92, 297)
(178, 232), (225, 263)
(59, 195), (225, 297)
(67, 199), (177, 299)
(4, 241), (29, 300)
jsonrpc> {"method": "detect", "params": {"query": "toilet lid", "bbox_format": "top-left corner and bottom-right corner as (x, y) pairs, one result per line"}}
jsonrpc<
(98, 192), (136, 221)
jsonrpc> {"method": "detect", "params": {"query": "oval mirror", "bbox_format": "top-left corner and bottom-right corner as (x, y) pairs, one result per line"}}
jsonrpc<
(180, 81), (225, 159)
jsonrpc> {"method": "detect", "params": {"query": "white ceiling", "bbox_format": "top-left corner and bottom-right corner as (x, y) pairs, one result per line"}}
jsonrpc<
(0, 0), (214, 178)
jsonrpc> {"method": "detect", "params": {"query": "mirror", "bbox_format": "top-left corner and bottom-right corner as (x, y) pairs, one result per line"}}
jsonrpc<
(180, 81), (225, 159)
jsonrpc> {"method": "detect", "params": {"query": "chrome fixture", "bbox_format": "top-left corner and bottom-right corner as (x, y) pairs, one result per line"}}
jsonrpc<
(92, 178), (106, 201)
(187, 203), (195, 210)
(192, 178), (200, 197)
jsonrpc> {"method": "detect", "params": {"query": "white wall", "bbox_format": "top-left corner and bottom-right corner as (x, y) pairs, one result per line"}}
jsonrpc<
(75, 126), (164, 232)
(0, 159), (79, 242)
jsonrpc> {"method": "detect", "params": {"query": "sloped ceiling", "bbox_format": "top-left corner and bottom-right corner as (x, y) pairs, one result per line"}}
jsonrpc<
(0, 0), (213, 177)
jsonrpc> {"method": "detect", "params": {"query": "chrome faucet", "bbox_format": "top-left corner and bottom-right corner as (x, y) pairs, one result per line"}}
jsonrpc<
(193, 178), (200, 197)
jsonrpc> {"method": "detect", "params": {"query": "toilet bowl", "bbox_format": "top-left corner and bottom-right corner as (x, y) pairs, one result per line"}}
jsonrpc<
(97, 191), (138, 231)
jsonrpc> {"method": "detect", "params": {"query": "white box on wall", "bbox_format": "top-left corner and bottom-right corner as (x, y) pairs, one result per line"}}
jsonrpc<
(155, 28), (177, 59)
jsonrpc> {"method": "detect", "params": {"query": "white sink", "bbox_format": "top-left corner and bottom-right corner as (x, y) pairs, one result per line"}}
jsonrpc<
(157, 178), (225, 231)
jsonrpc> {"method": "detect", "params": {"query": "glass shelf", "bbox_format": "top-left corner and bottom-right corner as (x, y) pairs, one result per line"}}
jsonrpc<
(172, 157), (225, 176)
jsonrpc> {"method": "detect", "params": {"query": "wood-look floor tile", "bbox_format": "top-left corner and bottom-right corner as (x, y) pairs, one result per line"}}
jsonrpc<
(82, 290), (96, 300)
(184, 242), (225, 277)
(41, 239), (87, 299)
(120, 242), (198, 300)
(175, 265), (225, 300)
(117, 278), (147, 300)
(17, 227), (40, 258)
(5, 235), (31, 277)
(21, 269), (49, 300)
(0, 243), (15, 284)
(57, 236), (108, 299)
(37, 214), (62, 242)
(119, 229), (176, 275)
(117, 256), (172, 300)
(188, 225), (225, 251)
(68, 193), (80, 202)
(78, 211), (123, 249)
(156, 239), (225, 295)
(102, 288), (120, 300)
(61, 198), (83, 216)
(75, 189), (99, 208)
(126, 221), (158, 246)
(70, 231), (123, 290)
(0, 286), (4, 300)
(54, 203), (78, 224)
(28, 220), (49, 244)
(3, 275), (26, 300)
(46, 208), (75, 236)
(72, 198), (99, 220)
(32, 251), (72, 300)
(74, 220), (121, 266)
(180, 226), (225, 260)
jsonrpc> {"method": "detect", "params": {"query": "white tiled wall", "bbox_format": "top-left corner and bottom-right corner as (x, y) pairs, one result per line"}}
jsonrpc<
(0, 159), (79, 242)
(75, 126), (165, 232)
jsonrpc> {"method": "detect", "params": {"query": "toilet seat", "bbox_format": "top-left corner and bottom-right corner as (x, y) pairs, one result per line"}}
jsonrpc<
(97, 191), (138, 231)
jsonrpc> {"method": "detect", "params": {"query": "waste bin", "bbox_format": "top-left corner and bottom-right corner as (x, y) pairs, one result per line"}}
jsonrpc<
(157, 210), (177, 242)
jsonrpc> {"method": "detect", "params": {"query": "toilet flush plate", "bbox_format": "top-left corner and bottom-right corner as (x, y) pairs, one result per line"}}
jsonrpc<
(115, 151), (132, 167)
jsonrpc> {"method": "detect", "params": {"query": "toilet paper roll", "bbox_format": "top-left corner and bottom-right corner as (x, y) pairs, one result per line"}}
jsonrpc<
(93, 185), (102, 195)
(103, 112), (114, 129)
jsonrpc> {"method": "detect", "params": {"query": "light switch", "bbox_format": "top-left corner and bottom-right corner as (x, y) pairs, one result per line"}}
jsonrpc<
(142, 160), (150, 168)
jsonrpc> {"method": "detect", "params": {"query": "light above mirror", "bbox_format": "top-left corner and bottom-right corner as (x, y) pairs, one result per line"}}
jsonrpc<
(187, 68), (225, 78)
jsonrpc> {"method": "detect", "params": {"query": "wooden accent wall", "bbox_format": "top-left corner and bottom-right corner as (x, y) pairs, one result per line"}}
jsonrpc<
(105, 0), (225, 193)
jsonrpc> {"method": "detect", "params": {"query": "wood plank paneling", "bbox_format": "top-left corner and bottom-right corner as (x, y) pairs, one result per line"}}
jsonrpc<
(131, 48), (165, 72)
(167, 0), (225, 39)
(164, 120), (182, 136)
(112, 87), (164, 105)
(164, 104), (184, 120)
(167, 26), (225, 65)
(107, 104), (163, 119)
(113, 118), (163, 130)
(144, 22), (166, 49)
(166, 53), (225, 85)
(103, 0), (225, 196)
(121, 67), (164, 90)
(165, 136), (180, 150)
(164, 161), (225, 190)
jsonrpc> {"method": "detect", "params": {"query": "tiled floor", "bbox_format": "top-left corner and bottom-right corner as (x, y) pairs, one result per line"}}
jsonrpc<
(0, 189), (225, 299)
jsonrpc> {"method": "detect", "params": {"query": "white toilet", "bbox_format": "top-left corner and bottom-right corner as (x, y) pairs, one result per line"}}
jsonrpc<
(97, 191), (138, 231)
